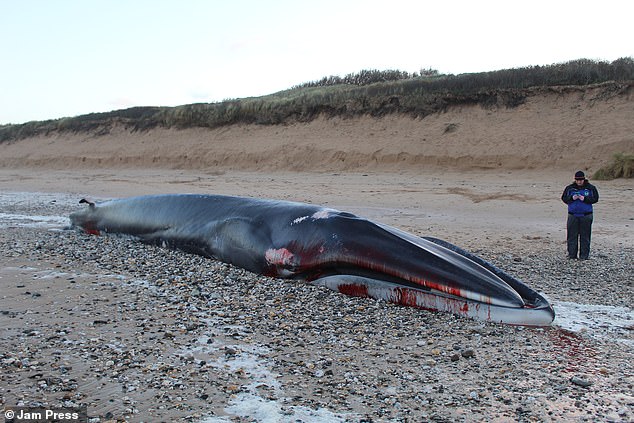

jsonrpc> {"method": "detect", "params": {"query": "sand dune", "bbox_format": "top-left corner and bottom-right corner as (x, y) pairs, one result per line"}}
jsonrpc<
(1, 84), (632, 173)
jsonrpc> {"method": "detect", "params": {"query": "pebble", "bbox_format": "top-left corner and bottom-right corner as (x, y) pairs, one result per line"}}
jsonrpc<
(461, 348), (476, 358)
(570, 376), (593, 388)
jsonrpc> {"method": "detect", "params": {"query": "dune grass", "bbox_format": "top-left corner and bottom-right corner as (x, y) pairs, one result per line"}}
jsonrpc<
(1, 57), (632, 142)
(593, 153), (634, 180)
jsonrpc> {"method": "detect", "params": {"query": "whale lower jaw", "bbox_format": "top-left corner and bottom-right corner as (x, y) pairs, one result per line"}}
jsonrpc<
(312, 275), (555, 327)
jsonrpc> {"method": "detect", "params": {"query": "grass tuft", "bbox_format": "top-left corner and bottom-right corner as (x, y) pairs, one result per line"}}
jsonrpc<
(592, 153), (634, 180)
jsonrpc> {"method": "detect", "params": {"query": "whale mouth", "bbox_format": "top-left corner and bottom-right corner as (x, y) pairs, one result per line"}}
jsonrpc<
(301, 227), (555, 326)
(289, 223), (535, 312)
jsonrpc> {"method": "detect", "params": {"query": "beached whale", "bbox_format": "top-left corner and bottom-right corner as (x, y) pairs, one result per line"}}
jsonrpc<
(69, 194), (555, 326)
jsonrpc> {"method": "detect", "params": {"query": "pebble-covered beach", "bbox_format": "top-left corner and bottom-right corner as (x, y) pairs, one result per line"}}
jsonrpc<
(1, 192), (632, 422)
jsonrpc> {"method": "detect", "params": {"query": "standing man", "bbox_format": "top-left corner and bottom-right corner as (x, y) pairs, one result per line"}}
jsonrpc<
(561, 171), (599, 260)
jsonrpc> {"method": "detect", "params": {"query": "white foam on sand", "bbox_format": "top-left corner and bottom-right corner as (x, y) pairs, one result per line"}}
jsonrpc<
(185, 323), (355, 423)
(0, 212), (69, 228)
(552, 300), (634, 346)
(0, 191), (76, 229)
(203, 347), (352, 423)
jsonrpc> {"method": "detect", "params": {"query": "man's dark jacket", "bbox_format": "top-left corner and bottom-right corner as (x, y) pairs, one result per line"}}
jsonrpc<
(561, 180), (599, 216)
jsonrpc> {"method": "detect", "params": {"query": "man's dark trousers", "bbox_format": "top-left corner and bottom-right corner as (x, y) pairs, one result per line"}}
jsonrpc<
(567, 213), (593, 259)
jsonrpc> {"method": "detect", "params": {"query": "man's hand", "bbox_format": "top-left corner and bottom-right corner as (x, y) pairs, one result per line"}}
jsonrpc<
(572, 194), (579, 200)
(578, 195), (585, 201)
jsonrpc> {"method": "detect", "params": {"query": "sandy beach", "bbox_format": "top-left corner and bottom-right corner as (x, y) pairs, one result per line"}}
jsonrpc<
(1, 166), (633, 422)
(1, 83), (633, 421)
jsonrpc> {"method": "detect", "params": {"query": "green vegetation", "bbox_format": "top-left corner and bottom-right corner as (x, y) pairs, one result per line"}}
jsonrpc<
(592, 153), (634, 180)
(1, 57), (632, 142)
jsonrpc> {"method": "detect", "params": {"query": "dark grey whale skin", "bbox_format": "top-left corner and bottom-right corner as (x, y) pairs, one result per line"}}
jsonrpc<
(69, 194), (555, 325)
